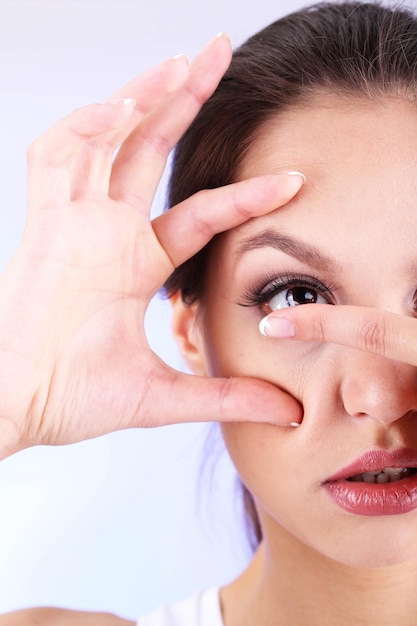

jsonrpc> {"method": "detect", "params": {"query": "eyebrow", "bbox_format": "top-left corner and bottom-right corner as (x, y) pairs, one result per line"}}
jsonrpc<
(236, 230), (340, 273)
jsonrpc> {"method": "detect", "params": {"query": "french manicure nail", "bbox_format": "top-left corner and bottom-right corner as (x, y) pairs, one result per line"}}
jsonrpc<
(172, 53), (190, 65)
(290, 422), (301, 428)
(106, 98), (136, 106)
(287, 170), (306, 183)
(259, 316), (296, 338)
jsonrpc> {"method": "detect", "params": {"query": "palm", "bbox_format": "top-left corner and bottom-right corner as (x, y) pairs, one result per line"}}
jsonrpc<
(1, 192), (173, 446)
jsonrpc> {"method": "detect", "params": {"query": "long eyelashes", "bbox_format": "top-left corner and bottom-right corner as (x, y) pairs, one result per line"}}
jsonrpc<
(237, 272), (338, 312)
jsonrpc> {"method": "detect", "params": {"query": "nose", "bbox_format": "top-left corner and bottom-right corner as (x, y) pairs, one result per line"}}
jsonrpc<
(340, 349), (417, 424)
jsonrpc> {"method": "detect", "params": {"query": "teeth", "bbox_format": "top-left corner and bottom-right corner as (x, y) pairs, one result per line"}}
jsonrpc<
(383, 467), (405, 475)
(348, 467), (414, 483)
(362, 472), (378, 483)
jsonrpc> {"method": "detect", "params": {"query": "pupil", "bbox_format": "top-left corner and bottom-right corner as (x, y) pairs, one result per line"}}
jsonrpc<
(287, 287), (316, 306)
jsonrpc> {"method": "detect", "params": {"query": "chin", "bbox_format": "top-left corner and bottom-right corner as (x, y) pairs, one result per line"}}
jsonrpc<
(315, 520), (417, 569)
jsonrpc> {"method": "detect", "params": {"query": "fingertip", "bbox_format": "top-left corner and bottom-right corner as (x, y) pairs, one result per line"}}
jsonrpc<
(91, 98), (137, 130)
(241, 377), (303, 428)
(247, 171), (305, 211)
(214, 32), (231, 48)
(288, 170), (307, 184)
(265, 409), (303, 429)
(170, 53), (191, 79)
(172, 53), (190, 65)
(216, 31), (233, 59)
(165, 53), (191, 88)
(259, 315), (297, 338)
(204, 31), (232, 63)
(284, 171), (306, 198)
(105, 97), (137, 107)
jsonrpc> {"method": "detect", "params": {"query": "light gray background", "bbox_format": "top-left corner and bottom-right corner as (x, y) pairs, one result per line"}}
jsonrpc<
(0, 0), (410, 620)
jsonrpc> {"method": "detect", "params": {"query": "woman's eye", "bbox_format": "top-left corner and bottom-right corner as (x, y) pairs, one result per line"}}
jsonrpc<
(266, 286), (329, 312)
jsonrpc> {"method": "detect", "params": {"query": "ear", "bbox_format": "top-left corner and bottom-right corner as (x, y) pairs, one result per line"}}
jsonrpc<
(170, 292), (208, 376)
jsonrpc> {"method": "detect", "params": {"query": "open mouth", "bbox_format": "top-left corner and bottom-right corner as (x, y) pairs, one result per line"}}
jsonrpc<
(346, 467), (417, 483)
(325, 450), (417, 514)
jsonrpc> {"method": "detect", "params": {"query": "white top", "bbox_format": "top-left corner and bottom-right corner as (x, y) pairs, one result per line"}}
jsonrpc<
(137, 588), (223, 626)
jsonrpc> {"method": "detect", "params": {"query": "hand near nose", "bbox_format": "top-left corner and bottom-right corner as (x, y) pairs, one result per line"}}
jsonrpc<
(260, 303), (417, 365)
(0, 35), (304, 459)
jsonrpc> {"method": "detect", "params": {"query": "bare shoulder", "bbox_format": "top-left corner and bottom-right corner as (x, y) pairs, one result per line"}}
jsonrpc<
(0, 607), (135, 625)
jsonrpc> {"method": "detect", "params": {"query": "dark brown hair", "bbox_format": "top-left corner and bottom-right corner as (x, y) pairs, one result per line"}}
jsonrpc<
(164, 1), (417, 549)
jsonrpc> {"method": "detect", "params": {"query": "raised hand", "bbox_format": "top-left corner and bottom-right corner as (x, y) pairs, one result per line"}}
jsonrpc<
(0, 35), (304, 459)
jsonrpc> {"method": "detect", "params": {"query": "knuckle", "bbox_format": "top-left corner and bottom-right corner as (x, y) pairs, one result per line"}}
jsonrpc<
(189, 195), (215, 238)
(85, 138), (114, 158)
(308, 312), (327, 342)
(116, 189), (148, 212)
(218, 377), (234, 417)
(183, 80), (207, 108)
(27, 135), (61, 169)
(140, 129), (172, 158)
(358, 316), (387, 355)
(231, 192), (251, 220)
(26, 137), (45, 163)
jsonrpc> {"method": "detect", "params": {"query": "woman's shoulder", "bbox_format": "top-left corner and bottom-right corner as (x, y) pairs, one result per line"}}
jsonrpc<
(137, 588), (223, 626)
(0, 607), (135, 625)
(0, 589), (222, 626)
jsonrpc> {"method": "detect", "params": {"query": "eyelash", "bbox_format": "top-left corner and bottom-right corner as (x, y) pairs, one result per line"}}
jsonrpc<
(238, 272), (338, 313)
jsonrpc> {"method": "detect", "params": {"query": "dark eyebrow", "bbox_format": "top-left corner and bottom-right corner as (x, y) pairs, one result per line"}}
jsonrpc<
(236, 230), (340, 273)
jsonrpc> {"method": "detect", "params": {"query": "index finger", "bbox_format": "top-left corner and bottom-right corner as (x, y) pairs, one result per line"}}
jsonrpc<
(260, 304), (417, 366)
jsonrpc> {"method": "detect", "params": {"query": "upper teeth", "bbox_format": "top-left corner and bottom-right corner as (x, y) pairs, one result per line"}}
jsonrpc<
(349, 467), (411, 483)
(366, 467), (406, 475)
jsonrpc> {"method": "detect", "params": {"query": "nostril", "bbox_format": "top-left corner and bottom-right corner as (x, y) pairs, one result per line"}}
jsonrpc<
(340, 355), (417, 424)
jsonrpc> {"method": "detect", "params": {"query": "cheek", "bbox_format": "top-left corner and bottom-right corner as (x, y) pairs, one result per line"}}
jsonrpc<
(220, 421), (287, 478)
(202, 306), (316, 403)
(220, 422), (281, 500)
(220, 421), (310, 529)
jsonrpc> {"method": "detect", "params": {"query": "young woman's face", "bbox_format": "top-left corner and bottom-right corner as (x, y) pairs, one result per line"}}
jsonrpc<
(177, 94), (417, 568)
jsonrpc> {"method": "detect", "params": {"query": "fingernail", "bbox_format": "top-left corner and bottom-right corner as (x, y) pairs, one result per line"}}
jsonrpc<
(290, 421), (301, 428)
(212, 31), (230, 44)
(259, 316), (296, 338)
(287, 170), (306, 183)
(106, 98), (136, 106)
(172, 53), (190, 65)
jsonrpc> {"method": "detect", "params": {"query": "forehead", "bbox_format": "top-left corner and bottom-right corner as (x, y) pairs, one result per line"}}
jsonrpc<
(232, 94), (417, 246)
(207, 95), (417, 295)
(239, 93), (417, 180)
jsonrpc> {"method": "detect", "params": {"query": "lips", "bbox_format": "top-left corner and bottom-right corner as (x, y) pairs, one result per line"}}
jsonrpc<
(324, 448), (417, 516)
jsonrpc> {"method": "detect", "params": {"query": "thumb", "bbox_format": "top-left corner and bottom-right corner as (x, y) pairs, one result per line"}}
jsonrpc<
(135, 368), (303, 428)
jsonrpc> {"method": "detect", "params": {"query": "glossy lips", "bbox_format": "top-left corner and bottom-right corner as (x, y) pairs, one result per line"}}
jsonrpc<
(324, 449), (417, 516)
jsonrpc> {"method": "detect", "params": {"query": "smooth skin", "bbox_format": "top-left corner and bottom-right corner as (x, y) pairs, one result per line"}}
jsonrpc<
(263, 301), (417, 362)
(6, 29), (417, 626)
(0, 35), (304, 625)
(172, 94), (417, 625)
(0, 608), (134, 625)
(0, 34), (304, 463)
